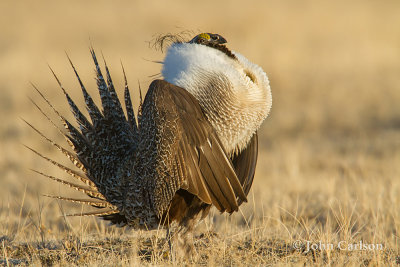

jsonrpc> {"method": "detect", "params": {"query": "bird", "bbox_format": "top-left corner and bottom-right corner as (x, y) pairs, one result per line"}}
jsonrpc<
(26, 32), (272, 236)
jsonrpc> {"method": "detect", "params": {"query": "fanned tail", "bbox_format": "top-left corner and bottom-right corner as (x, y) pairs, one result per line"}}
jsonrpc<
(66, 208), (120, 217)
(121, 61), (139, 137)
(27, 49), (140, 225)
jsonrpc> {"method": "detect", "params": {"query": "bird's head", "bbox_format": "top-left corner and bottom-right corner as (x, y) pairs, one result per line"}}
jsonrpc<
(189, 33), (227, 45)
(188, 33), (236, 59)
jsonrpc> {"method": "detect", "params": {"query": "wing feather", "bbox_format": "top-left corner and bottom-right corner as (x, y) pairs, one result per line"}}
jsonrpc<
(147, 80), (246, 214)
(232, 132), (258, 205)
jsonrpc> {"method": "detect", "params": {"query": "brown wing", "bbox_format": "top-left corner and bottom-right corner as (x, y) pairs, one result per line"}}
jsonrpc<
(146, 80), (247, 216)
(231, 132), (258, 205)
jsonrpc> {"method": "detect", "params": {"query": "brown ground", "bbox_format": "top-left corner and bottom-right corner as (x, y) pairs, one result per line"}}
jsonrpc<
(1, 0), (399, 265)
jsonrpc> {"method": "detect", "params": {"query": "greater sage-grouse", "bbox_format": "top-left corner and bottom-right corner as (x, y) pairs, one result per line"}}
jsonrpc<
(27, 33), (272, 231)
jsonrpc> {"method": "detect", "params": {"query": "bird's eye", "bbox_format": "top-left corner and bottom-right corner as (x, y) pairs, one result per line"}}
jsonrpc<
(211, 35), (218, 40)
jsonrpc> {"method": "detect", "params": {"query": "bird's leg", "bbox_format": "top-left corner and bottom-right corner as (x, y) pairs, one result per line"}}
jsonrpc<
(166, 226), (174, 262)
(175, 220), (196, 262)
(183, 221), (195, 256)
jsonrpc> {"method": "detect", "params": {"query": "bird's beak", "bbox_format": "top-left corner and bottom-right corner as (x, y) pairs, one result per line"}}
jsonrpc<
(217, 35), (227, 44)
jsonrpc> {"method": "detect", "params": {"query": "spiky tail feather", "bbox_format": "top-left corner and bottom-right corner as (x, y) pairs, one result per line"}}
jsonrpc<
(27, 48), (141, 224)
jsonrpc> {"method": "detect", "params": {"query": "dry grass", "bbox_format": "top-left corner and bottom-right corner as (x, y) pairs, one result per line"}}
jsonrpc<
(1, 0), (400, 265)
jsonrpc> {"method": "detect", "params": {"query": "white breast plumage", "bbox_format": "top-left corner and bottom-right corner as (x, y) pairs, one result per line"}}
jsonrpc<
(162, 42), (272, 154)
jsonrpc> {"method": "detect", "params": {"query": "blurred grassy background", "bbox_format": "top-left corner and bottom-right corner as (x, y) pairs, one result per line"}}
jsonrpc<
(1, 0), (399, 265)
